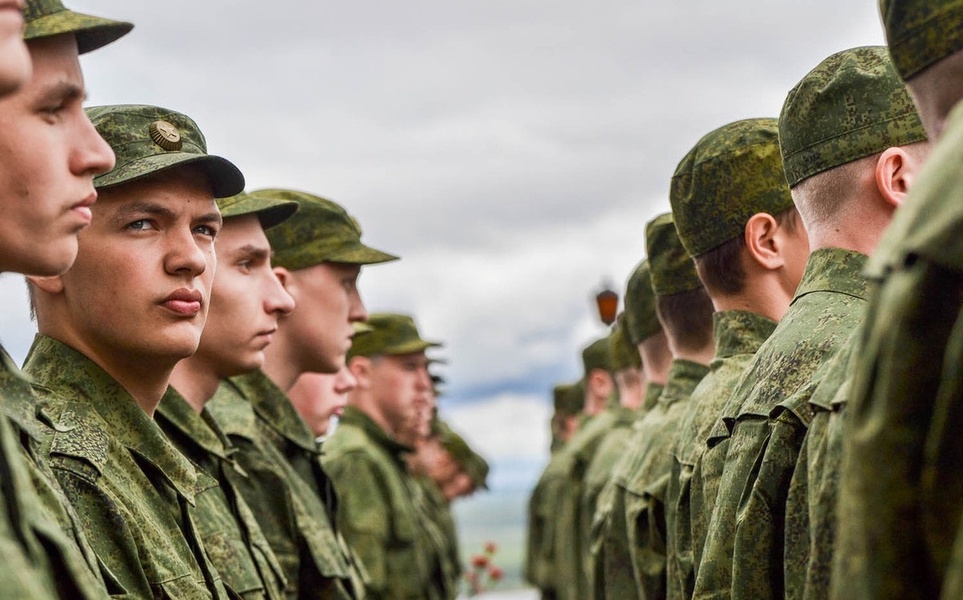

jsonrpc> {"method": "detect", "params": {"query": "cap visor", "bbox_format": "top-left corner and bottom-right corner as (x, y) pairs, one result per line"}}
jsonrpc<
(95, 153), (245, 198)
(219, 196), (298, 230)
(384, 339), (443, 355)
(26, 11), (132, 54)
(327, 241), (399, 265)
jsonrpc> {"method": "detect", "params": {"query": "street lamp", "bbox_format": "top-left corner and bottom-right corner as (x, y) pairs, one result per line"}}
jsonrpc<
(595, 284), (618, 326)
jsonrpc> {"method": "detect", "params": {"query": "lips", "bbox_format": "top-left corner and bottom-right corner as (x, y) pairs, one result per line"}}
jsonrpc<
(69, 192), (97, 225)
(161, 288), (203, 316)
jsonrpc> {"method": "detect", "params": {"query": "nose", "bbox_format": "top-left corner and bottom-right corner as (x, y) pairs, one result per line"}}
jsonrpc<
(347, 287), (368, 323)
(265, 270), (295, 317)
(334, 367), (358, 394)
(71, 111), (116, 178)
(164, 226), (208, 278)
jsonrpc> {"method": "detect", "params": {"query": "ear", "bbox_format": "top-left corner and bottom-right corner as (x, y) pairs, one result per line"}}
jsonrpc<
(273, 266), (293, 291)
(743, 212), (784, 272)
(875, 146), (919, 209)
(27, 274), (65, 295)
(347, 356), (372, 389)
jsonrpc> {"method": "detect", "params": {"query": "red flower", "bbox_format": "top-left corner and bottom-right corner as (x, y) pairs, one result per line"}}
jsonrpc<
(484, 541), (498, 555)
(471, 554), (489, 568)
(488, 566), (504, 581)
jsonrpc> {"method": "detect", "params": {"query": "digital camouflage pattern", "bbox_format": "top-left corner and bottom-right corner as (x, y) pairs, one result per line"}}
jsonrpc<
(525, 437), (576, 597)
(582, 336), (614, 374)
(321, 406), (439, 600)
(259, 188), (399, 270)
(779, 46), (926, 187)
(835, 103), (963, 600)
(666, 310), (776, 600)
(646, 213), (702, 295)
(624, 360), (709, 600)
(348, 313), (441, 359)
(24, 335), (229, 598)
(86, 104), (245, 197)
(693, 248), (869, 600)
(23, 0), (131, 54)
(157, 388), (288, 599)
(880, 0), (963, 80)
(609, 315), (642, 370)
(670, 118), (794, 257)
(216, 192), (298, 230)
(623, 260), (662, 346)
(0, 344), (107, 598)
(594, 382), (663, 600)
(207, 372), (361, 600)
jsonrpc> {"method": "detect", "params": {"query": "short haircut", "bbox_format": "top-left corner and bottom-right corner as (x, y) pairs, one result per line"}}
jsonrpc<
(655, 287), (714, 353)
(694, 207), (801, 296)
(790, 152), (880, 232)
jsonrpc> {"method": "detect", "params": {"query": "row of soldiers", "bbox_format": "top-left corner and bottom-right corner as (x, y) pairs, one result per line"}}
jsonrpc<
(527, 0), (963, 598)
(0, 0), (491, 598)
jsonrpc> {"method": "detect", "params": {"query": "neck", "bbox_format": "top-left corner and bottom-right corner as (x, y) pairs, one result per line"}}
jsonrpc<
(671, 343), (715, 367)
(262, 335), (302, 393)
(584, 393), (608, 416)
(348, 394), (401, 440)
(711, 275), (793, 323)
(807, 206), (887, 256)
(639, 332), (672, 385)
(169, 358), (221, 413)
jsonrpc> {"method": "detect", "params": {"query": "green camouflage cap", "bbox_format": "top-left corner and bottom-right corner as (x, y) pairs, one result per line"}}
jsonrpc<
(347, 312), (441, 358)
(671, 118), (795, 257)
(216, 192), (298, 230)
(87, 105), (245, 198)
(24, 0), (132, 54)
(582, 336), (614, 375)
(779, 46), (927, 187)
(257, 188), (399, 269)
(552, 381), (584, 415)
(880, 0), (963, 80)
(623, 260), (662, 345)
(442, 430), (490, 490)
(609, 314), (642, 370)
(645, 213), (702, 296)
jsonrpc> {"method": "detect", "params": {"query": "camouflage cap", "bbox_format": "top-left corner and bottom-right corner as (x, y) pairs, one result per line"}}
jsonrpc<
(553, 380), (584, 415)
(671, 118), (795, 257)
(87, 105), (245, 198)
(880, 0), (963, 80)
(609, 314), (642, 370)
(24, 0), (132, 54)
(257, 189), (399, 269)
(582, 336), (614, 376)
(216, 192), (298, 231)
(779, 46), (927, 187)
(623, 260), (662, 345)
(645, 213), (702, 296)
(347, 312), (441, 358)
(442, 430), (490, 490)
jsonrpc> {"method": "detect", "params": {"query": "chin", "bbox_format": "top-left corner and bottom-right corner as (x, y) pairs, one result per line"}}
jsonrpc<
(14, 247), (77, 278)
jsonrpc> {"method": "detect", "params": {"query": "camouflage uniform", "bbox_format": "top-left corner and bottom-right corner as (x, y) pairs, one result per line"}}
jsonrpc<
(25, 336), (229, 598)
(322, 406), (432, 600)
(527, 439), (577, 599)
(668, 311), (776, 599)
(157, 388), (288, 599)
(207, 372), (360, 599)
(413, 475), (461, 599)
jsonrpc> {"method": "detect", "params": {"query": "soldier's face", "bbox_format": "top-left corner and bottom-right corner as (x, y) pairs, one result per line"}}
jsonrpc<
(369, 352), (432, 437)
(57, 168), (220, 365)
(0, 34), (114, 276)
(277, 261), (367, 374)
(288, 366), (356, 437)
(0, 0), (30, 96)
(195, 215), (294, 377)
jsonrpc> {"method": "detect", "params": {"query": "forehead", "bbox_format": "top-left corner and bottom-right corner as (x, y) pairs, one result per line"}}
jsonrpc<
(216, 214), (267, 250)
(95, 168), (217, 215)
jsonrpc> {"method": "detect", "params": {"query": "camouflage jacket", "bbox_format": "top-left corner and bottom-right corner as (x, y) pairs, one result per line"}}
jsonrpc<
(836, 103), (963, 600)
(24, 335), (229, 598)
(694, 248), (868, 600)
(321, 406), (435, 600)
(667, 310), (776, 600)
(625, 360), (709, 600)
(526, 438), (576, 597)
(207, 372), (360, 599)
(413, 475), (461, 599)
(157, 387), (288, 599)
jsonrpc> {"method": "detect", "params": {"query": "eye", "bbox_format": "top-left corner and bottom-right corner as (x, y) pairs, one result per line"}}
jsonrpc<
(235, 260), (253, 272)
(194, 224), (219, 239)
(125, 219), (154, 231)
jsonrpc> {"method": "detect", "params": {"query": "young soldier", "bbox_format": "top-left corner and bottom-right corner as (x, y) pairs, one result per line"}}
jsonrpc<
(593, 260), (672, 600)
(26, 103), (245, 597)
(663, 118), (808, 600)
(0, 2), (128, 596)
(161, 191), (298, 598)
(622, 213), (714, 600)
(207, 188), (397, 599)
(836, 3), (963, 598)
(322, 312), (446, 599)
(289, 366), (358, 438)
(692, 47), (927, 600)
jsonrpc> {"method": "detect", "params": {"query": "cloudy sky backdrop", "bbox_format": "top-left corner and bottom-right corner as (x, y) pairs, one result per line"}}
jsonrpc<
(0, 0), (887, 585)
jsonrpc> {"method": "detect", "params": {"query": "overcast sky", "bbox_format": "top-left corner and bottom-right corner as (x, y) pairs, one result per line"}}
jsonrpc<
(0, 0), (886, 471)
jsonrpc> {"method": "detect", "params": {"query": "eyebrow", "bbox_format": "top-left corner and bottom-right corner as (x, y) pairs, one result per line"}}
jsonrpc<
(233, 244), (270, 261)
(34, 79), (85, 106)
(112, 200), (178, 223)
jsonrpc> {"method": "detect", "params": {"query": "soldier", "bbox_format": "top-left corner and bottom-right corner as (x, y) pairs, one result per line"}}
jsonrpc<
(161, 191), (299, 598)
(549, 380), (583, 453)
(622, 213), (714, 600)
(594, 259), (672, 600)
(692, 47), (927, 600)
(0, 2), (129, 596)
(207, 188), (397, 599)
(835, 2), (963, 598)
(288, 366), (359, 438)
(25, 103), (246, 597)
(321, 312), (447, 599)
(663, 118), (808, 600)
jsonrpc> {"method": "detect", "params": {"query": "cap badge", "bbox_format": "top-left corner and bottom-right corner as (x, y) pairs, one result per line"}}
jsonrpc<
(149, 120), (182, 151)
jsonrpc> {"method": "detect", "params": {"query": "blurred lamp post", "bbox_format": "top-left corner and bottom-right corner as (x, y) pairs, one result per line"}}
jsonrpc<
(595, 284), (619, 326)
